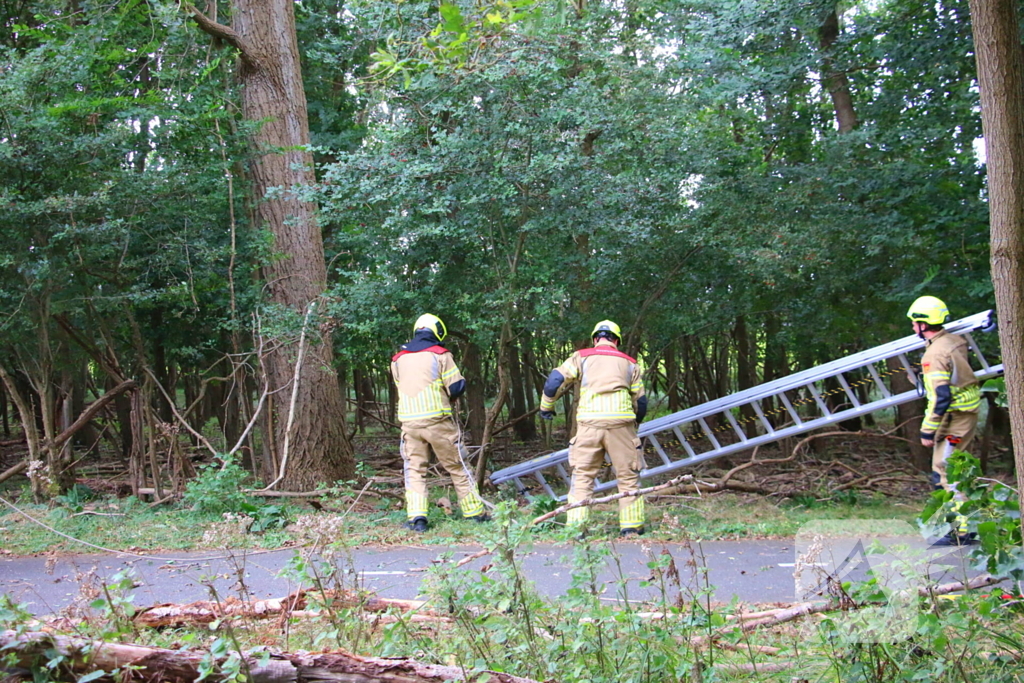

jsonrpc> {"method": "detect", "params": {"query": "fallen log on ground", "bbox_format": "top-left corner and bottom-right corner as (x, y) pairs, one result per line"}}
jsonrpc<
(0, 459), (28, 485)
(738, 572), (1004, 632)
(134, 588), (438, 628)
(0, 629), (541, 683)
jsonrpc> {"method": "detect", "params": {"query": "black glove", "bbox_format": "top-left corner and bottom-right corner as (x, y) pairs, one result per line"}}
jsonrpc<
(540, 410), (555, 421)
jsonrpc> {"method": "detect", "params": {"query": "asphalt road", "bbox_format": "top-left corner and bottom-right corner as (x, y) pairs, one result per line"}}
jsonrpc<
(0, 536), (976, 617)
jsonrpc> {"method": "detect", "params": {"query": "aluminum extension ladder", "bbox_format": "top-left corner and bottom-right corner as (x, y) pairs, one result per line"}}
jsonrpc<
(490, 311), (1003, 500)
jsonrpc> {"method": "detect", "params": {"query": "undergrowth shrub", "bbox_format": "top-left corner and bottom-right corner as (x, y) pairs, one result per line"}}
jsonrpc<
(182, 455), (254, 515)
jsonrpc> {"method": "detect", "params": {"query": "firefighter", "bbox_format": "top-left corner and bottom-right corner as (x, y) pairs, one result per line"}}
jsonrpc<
(391, 314), (487, 532)
(907, 296), (982, 545)
(540, 320), (648, 536)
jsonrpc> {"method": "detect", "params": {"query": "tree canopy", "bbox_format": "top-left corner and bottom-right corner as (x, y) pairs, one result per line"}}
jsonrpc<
(0, 0), (1010, 494)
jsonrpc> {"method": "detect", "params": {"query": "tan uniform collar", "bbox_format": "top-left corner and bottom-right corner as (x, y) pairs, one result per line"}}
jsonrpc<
(925, 329), (949, 346)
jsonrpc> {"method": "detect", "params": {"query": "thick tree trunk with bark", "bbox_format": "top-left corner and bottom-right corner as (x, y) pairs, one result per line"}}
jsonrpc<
(0, 630), (542, 683)
(190, 0), (354, 488)
(969, 0), (1024, 531)
(818, 5), (858, 133)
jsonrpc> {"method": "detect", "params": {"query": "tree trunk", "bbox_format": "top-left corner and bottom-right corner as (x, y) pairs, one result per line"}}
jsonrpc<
(190, 0), (354, 489)
(733, 316), (756, 423)
(508, 341), (536, 441)
(1, 381), (9, 438)
(664, 341), (681, 413)
(463, 342), (487, 447)
(761, 313), (786, 419)
(818, 5), (858, 133)
(0, 629), (542, 683)
(969, 0), (1024, 530)
(0, 365), (41, 485)
(887, 357), (929, 471)
(476, 323), (513, 487)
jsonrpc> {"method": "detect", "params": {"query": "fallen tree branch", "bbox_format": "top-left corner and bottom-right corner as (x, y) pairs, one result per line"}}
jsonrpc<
(0, 459), (28, 485)
(259, 300), (315, 492)
(738, 573), (1005, 633)
(41, 379), (137, 451)
(648, 478), (768, 498)
(134, 588), (438, 629)
(144, 367), (218, 457)
(456, 548), (491, 568)
(492, 406), (541, 436)
(0, 629), (542, 683)
(529, 474), (694, 526)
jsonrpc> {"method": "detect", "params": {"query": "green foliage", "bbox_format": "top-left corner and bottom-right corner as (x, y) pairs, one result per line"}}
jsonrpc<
(982, 376), (1007, 408)
(54, 484), (96, 513)
(921, 450), (1024, 579)
(182, 457), (254, 516)
(239, 501), (289, 532)
(89, 569), (139, 641)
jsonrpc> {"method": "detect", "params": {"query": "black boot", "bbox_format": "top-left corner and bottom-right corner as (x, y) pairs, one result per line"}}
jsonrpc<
(406, 516), (429, 533)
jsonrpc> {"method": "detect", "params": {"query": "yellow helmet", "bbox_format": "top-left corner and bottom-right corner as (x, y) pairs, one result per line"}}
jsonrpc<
(413, 313), (447, 341)
(591, 320), (622, 341)
(907, 296), (949, 325)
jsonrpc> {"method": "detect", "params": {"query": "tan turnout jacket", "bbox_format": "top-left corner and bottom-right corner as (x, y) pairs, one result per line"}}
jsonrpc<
(390, 346), (464, 427)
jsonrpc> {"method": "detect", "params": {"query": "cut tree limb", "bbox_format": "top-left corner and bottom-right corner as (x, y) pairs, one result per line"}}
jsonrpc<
(0, 459), (28, 485)
(41, 379), (137, 451)
(134, 588), (438, 629)
(529, 474), (694, 526)
(737, 573), (1004, 633)
(0, 629), (542, 683)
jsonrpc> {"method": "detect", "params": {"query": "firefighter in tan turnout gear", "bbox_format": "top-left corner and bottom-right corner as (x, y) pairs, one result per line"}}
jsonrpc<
(391, 314), (487, 532)
(540, 321), (648, 535)
(907, 296), (982, 546)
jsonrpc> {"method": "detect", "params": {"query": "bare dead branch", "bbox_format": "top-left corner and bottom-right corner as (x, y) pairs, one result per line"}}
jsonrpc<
(184, 3), (254, 63)
(530, 474), (694, 526)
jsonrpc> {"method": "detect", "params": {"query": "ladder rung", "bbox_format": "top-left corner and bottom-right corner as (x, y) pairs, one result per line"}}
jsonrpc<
(897, 353), (917, 379)
(673, 427), (697, 458)
(648, 434), (672, 466)
(555, 463), (570, 488)
(724, 410), (748, 442)
(836, 373), (861, 407)
(866, 363), (891, 399)
(963, 333), (992, 372)
(807, 383), (831, 416)
(752, 400), (775, 435)
(779, 392), (803, 426)
(535, 471), (555, 498)
(698, 417), (721, 449)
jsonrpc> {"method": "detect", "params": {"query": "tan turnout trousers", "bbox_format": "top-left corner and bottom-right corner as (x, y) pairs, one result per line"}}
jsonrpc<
(400, 417), (484, 519)
(567, 421), (645, 530)
(931, 410), (978, 490)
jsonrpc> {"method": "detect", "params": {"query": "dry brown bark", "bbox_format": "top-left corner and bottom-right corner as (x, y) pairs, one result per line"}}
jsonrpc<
(818, 5), (858, 132)
(0, 629), (541, 683)
(134, 589), (438, 629)
(969, 0), (1024, 546)
(189, 0), (354, 490)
